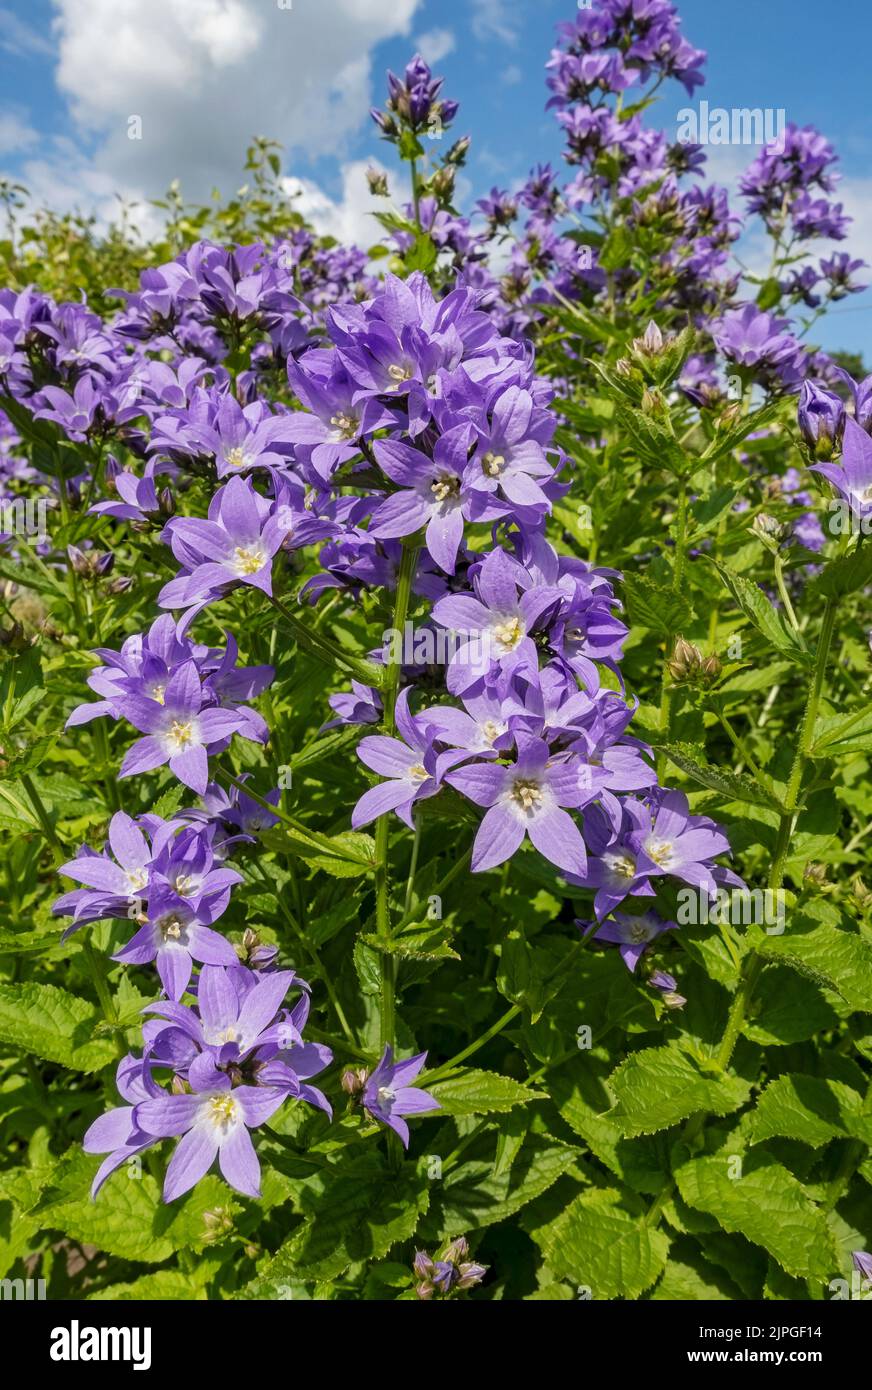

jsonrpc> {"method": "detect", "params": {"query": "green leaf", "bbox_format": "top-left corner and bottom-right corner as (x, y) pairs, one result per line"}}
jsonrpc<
(651, 1250), (741, 1299)
(0, 645), (44, 731)
(435, 1136), (578, 1237)
(496, 930), (563, 1022)
(260, 1156), (429, 1284)
(403, 232), (438, 274)
(33, 1154), (239, 1263)
(608, 1044), (753, 1136)
(427, 1069), (544, 1117)
(647, 740), (783, 811)
(808, 543), (872, 600)
(744, 967), (839, 1045)
(687, 486), (742, 541)
(527, 1188), (670, 1298)
(706, 559), (812, 666)
(811, 707), (872, 757)
(0, 983), (118, 1072)
(753, 918), (872, 1013)
(551, 1062), (665, 1194)
(700, 401), (783, 466)
(748, 1074), (872, 1148)
(262, 826), (375, 875)
(622, 573), (691, 636)
(361, 922), (459, 961)
(614, 403), (686, 474)
(673, 1148), (838, 1285)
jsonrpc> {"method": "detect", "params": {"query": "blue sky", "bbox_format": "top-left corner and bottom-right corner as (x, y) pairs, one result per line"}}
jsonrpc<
(1, 0), (869, 355)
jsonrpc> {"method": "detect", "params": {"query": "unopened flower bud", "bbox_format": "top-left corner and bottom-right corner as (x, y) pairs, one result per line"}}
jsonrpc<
(803, 862), (828, 887)
(430, 165), (456, 201)
(852, 875), (872, 909)
(203, 1207), (235, 1242)
(105, 575), (134, 595)
(446, 135), (471, 165)
(366, 167), (389, 197)
(700, 653), (722, 684)
(752, 512), (790, 551)
(797, 381), (845, 462)
(158, 486), (175, 518)
(667, 636), (703, 683)
(632, 321), (664, 357)
(341, 1066), (368, 1098)
(660, 990), (687, 1010)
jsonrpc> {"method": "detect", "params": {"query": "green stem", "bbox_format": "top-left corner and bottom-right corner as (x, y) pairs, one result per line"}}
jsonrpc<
(645, 579), (845, 1228)
(269, 594), (383, 688)
(420, 939), (585, 1086)
(715, 710), (769, 790)
(403, 819), (421, 916)
(769, 594), (839, 892)
(20, 773), (62, 857)
(217, 767), (372, 867)
(773, 554), (800, 633)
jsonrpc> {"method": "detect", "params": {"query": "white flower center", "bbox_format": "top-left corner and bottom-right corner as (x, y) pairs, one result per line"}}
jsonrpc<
(225, 446), (253, 470)
(646, 839), (673, 867)
(150, 683), (166, 705)
(377, 1085), (396, 1106)
(233, 544), (266, 576)
(605, 852), (636, 881)
(329, 412), (359, 441)
(511, 780), (543, 812)
(166, 718), (198, 752)
(430, 473), (461, 503)
(388, 362), (413, 383)
(492, 616), (524, 652)
(482, 451), (506, 477)
(408, 762), (429, 784)
(206, 1094), (239, 1131)
(157, 912), (187, 943)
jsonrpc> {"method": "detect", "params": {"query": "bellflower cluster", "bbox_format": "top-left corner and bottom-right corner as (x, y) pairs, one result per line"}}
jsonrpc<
(83, 963), (332, 1200)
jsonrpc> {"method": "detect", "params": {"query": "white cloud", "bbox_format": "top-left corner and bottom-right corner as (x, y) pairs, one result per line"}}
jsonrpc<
(0, 7), (54, 57)
(283, 158), (389, 247)
(413, 27), (455, 65)
(502, 65), (522, 86)
(470, 0), (519, 46)
(0, 112), (39, 156)
(43, 0), (423, 201)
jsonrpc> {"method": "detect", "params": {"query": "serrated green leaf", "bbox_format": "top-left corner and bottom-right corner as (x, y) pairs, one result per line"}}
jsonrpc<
(648, 740), (783, 810)
(436, 1136), (578, 1237)
(808, 543), (872, 600)
(754, 919), (872, 1013)
(427, 1069), (543, 1117)
(260, 1156), (428, 1284)
(609, 1044), (753, 1136)
(527, 1188), (670, 1298)
(749, 1074), (872, 1148)
(622, 572), (691, 636)
(0, 982), (117, 1072)
(706, 558), (812, 666)
(673, 1148), (838, 1284)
